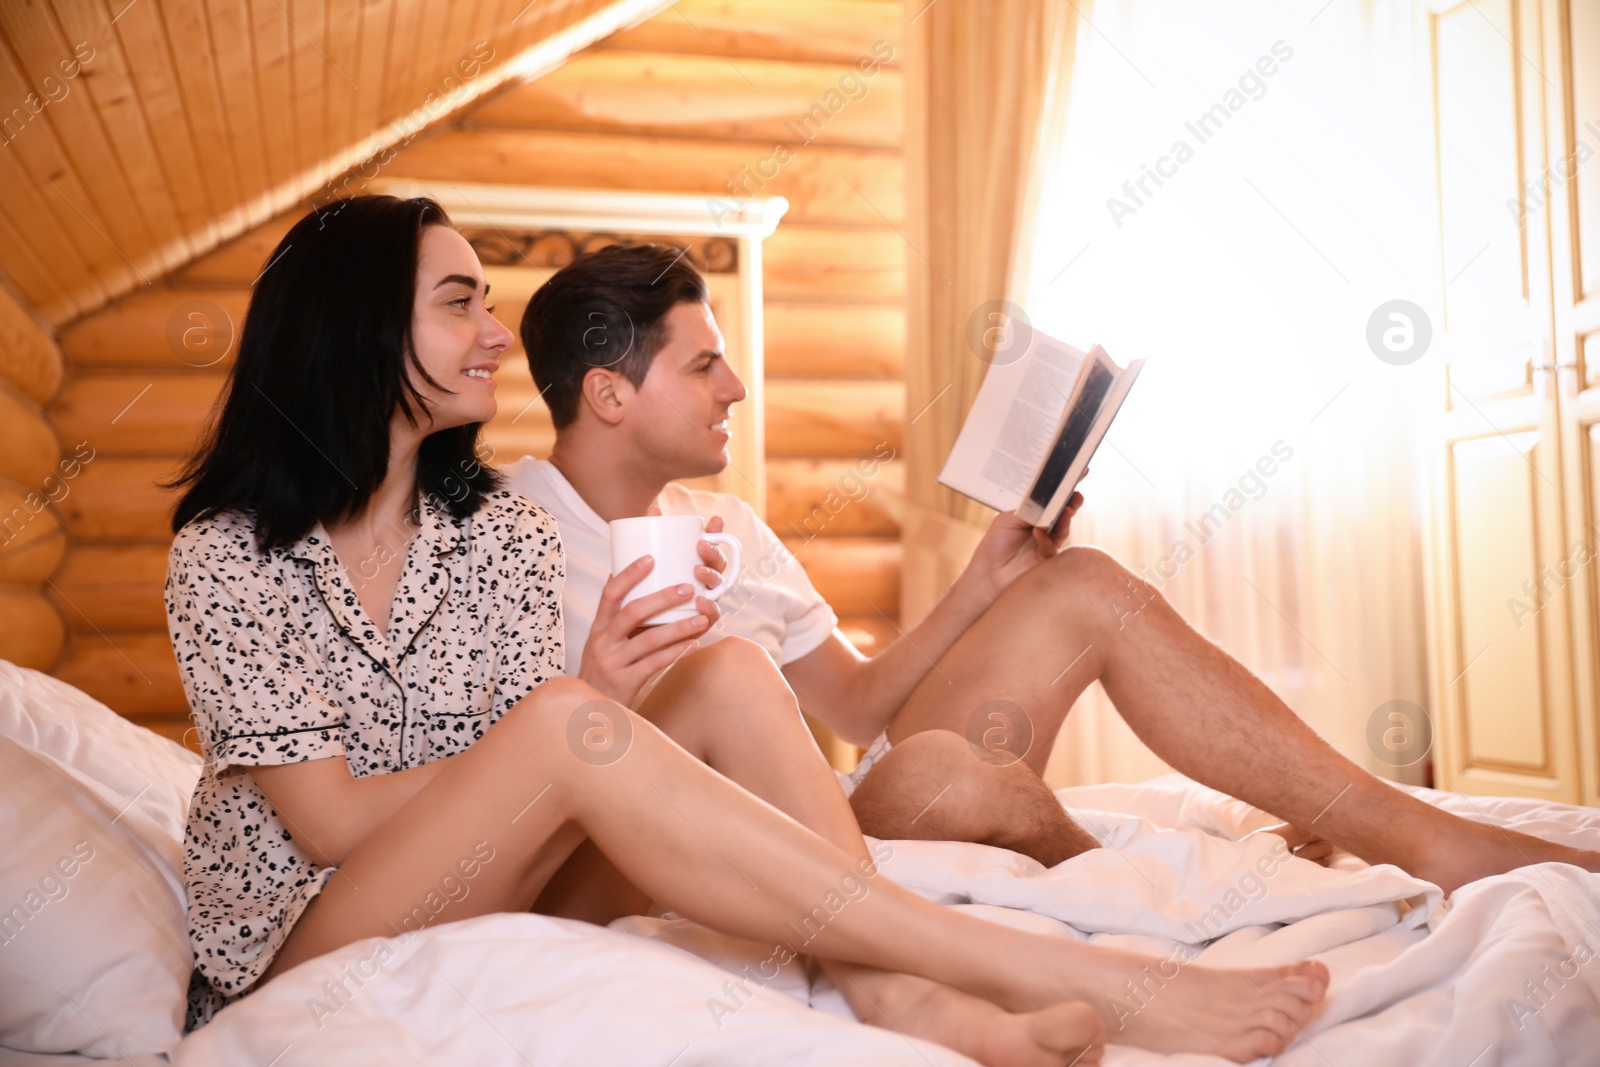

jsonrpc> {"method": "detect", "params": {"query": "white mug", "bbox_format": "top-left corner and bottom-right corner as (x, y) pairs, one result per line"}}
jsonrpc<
(608, 515), (743, 625)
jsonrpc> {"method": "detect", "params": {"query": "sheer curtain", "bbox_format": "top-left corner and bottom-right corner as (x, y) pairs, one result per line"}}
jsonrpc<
(1019, 0), (1442, 787)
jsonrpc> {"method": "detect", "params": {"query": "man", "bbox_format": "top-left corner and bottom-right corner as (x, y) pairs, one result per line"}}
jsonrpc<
(505, 245), (1600, 898)
(501, 247), (1163, 1067)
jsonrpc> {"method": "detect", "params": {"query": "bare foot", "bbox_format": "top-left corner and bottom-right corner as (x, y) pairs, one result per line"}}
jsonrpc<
(852, 974), (1104, 1066)
(977, 1002), (1105, 1067)
(1414, 818), (1600, 895)
(1054, 949), (1329, 1063)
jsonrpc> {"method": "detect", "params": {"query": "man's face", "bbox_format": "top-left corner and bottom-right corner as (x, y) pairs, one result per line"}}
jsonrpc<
(624, 300), (747, 478)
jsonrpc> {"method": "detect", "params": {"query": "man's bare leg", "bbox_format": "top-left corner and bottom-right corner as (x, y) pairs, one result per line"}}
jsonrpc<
(850, 729), (1099, 867)
(536, 638), (1107, 1067)
(867, 546), (1600, 893)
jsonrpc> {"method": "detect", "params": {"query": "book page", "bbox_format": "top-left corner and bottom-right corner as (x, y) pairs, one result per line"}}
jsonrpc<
(937, 331), (1086, 512)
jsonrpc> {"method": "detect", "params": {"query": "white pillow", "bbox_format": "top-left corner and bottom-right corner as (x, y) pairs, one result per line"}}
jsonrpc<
(0, 735), (192, 1057)
(0, 660), (201, 854)
(0, 661), (201, 1058)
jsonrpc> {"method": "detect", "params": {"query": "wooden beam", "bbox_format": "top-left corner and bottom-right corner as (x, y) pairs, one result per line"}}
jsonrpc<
(53, 456), (180, 542)
(601, 0), (902, 66)
(49, 544), (168, 631)
(764, 225), (904, 305)
(388, 128), (903, 227)
(51, 373), (222, 457)
(0, 383), (61, 487)
(411, 2), (459, 159)
(53, 630), (185, 720)
(184, 214), (911, 306)
(470, 50), (902, 149)
(0, 280), (64, 404)
(179, 213), (296, 285)
(0, 586), (66, 670)
(0, 483), (67, 582)
(59, 286), (249, 369)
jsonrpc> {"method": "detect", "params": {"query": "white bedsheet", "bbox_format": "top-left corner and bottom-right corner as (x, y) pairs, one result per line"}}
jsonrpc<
(12, 775), (1596, 1067)
(862, 777), (1600, 1065)
(162, 913), (972, 1066)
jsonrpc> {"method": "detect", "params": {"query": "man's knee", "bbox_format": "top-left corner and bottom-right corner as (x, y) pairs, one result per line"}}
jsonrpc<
(852, 728), (1078, 851)
(1030, 545), (1165, 626)
(884, 728), (974, 773)
(1037, 544), (1127, 590)
(851, 730), (1010, 842)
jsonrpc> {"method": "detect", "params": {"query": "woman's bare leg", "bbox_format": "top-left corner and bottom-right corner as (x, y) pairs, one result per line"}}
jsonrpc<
(537, 638), (1105, 1067)
(263, 676), (1327, 1062)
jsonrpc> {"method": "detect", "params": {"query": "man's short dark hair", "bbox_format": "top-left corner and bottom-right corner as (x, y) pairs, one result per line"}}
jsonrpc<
(520, 244), (709, 428)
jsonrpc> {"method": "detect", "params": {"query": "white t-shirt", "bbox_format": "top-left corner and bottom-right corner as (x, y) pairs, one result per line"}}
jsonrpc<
(503, 457), (839, 675)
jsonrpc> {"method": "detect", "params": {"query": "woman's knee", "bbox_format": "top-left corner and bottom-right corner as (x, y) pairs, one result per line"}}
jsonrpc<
(487, 679), (650, 774)
(496, 676), (617, 748)
(660, 638), (791, 711)
(685, 635), (780, 680)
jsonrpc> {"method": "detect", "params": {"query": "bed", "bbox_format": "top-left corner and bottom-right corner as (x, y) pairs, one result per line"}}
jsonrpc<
(3, 659), (1597, 1066)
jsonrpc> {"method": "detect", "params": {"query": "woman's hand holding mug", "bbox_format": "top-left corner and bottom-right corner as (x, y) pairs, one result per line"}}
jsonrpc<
(579, 511), (742, 707)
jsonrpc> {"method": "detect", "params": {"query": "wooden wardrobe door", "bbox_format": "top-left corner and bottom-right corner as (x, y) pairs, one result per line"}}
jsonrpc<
(1543, 0), (1600, 805)
(1426, 0), (1582, 801)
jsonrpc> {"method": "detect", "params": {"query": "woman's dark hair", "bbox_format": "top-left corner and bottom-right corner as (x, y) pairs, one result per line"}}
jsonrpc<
(520, 243), (709, 428)
(167, 195), (502, 549)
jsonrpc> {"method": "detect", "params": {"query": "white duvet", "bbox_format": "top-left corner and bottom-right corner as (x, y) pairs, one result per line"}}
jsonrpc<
(149, 775), (1600, 1067)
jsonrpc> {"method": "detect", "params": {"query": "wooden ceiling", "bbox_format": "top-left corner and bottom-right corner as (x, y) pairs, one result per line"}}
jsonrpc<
(0, 0), (668, 327)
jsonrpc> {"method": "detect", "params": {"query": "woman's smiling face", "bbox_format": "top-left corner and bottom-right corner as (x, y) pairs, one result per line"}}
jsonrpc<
(406, 225), (514, 433)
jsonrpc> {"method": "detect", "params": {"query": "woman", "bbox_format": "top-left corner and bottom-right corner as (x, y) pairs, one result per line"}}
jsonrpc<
(165, 195), (1327, 1064)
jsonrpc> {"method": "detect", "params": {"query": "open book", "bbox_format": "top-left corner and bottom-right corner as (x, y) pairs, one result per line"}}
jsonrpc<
(938, 324), (1144, 528)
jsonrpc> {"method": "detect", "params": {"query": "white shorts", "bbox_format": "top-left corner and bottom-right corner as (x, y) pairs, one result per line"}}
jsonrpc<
(842, 730), (893, 796)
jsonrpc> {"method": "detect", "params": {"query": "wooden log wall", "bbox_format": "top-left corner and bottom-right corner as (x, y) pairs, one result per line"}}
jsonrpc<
(40, 0), (907, 748)
(0, 280), (67, 672)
